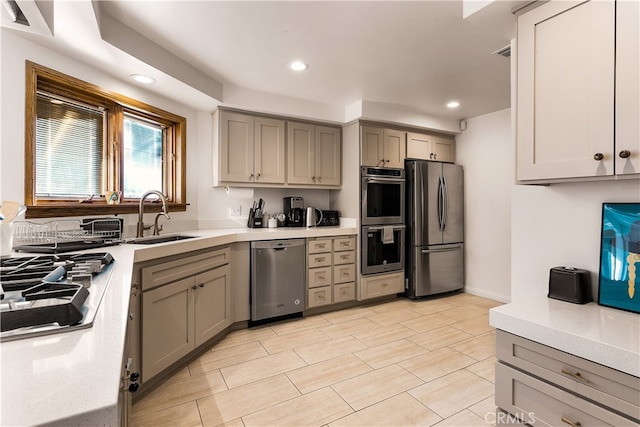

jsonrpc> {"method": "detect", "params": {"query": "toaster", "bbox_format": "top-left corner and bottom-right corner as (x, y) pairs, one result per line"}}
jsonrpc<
(548, 266), (592, 304)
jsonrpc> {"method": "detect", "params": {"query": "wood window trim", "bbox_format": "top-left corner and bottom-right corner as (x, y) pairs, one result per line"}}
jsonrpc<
(24, 61), (187, 219)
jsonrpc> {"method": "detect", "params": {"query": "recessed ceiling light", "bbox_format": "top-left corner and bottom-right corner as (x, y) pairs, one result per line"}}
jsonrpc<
(446, 101), (460, 109)
(130, 74), (156, 84)
(289, 61), (309, 71)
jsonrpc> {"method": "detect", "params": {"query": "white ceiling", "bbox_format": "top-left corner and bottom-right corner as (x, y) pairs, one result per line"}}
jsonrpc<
(4, 0), (515, 122)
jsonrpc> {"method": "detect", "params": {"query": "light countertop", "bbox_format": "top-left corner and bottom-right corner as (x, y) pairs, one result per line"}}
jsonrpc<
(490, 296), (640, 377)
(0, 225), (357, 426)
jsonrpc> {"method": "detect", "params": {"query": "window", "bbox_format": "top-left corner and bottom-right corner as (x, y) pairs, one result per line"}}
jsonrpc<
(25, 61), (186, 218)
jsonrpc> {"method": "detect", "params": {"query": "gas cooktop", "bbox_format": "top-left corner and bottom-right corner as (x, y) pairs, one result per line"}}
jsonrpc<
(0, 252), (114, 342)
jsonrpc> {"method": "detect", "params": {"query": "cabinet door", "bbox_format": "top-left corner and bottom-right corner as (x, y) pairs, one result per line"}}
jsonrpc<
(287, 121), (315, 185)
(516, 1), (615, 181)
(315, 126), (341, 186)
(383, 129), (406, 168)
(431, 135), (456, 163)
(615, 0), (640, 176)
(220, 111), (255, 183)
(361, 126), (384, 167)
(254, 117), (286, 184)
(406, 132), (432, 160)
(194, 265), (231, 347)
(142, 277), (194, 381)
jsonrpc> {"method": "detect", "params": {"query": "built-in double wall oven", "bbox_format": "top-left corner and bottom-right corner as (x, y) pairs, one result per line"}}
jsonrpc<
(360, 166), (406, 275)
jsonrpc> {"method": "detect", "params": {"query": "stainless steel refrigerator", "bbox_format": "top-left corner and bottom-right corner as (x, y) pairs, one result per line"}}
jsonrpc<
(405, 160), (464, 298)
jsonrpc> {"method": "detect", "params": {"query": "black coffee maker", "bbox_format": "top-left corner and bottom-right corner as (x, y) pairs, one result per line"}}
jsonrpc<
(283, 196), (304, 227)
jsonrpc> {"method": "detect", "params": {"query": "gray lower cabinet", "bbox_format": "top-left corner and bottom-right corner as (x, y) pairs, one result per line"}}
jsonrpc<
(495, 330), (640, 426)
(140, 248), (231, 381)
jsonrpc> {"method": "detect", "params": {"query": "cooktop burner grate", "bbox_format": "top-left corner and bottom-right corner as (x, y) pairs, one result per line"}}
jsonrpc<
(0, 252), (114, 340)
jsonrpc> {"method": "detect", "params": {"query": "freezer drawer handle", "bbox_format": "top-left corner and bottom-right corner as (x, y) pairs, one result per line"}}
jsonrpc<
(420, 246), (462, 254)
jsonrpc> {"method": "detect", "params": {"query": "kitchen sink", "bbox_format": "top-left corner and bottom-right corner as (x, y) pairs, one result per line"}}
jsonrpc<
(128, 235), (195, 245)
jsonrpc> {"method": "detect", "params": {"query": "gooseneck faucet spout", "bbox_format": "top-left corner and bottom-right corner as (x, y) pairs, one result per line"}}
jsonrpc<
(137, 190), (170, 238)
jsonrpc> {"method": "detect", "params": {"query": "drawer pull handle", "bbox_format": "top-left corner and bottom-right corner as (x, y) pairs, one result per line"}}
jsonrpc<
(561, 368), (590, 383)
(561, 417), (581, 427)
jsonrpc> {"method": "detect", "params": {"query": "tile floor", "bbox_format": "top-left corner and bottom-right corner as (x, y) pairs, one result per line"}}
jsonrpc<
(129, 292), (503, 427)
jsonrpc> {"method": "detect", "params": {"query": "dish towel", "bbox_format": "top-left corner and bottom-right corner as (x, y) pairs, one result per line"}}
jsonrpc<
(382, 226), (394, 244)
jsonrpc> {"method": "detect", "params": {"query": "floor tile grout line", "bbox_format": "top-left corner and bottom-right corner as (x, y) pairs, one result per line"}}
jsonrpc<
(131, 295), (502, 426)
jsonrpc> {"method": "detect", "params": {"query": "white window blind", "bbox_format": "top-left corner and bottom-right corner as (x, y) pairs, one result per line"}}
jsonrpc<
(35, 92), (104, 198)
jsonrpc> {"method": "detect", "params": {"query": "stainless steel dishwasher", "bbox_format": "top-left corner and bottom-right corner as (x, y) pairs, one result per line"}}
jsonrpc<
(251, 239), (306, 322)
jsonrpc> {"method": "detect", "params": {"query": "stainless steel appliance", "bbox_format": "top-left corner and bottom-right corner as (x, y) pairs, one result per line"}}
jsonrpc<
(405, 160), (464, 298)
(361, 224), (406, 275)
(305, 207), (323, 227)
(250, 239), (305, 322)
(0, 252), (115, 341)
(361, 166), (405, 225)
(283, 196), (305, 227)
(317, 210), (340, 227)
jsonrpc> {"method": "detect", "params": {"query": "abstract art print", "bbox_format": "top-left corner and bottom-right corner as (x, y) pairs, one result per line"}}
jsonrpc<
(598, 203), (640, 314)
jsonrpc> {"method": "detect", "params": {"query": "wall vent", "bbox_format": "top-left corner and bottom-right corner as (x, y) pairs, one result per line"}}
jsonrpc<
(492, 45), (511, 58)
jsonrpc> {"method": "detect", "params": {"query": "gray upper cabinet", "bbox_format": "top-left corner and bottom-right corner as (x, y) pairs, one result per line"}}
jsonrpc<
(516, 0), (639, 183)
(407, 132), (455, 163)
(214, 109), (341, 188)
(361, 126), (406, 168)
(287, 121), (341, 187)
(215, 110), (286, 186)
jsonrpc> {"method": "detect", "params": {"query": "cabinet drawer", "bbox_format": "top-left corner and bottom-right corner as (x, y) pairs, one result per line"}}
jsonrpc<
(308, 266), (332, 288)
(333, 250), (355, 265)
(142, 247), (230, 291)
(308, 239), (332, 254)
(333, 264), (356, 284)
(496, 330), (640, 421)
(308, 253), (331, 268)
(496, 362), (637, 426)
(333, 282), (355, 303)
(359, 271), (404, 300)
(333, 236), (356, 252)
(308, 286), (332, 308)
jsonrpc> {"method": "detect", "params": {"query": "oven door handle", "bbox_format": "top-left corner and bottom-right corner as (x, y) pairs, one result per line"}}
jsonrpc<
(365, 177), (405, 184)
(366, 225), (406, 232)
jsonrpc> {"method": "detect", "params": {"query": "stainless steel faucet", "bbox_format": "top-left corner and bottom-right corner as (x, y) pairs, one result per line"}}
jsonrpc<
(137, 190), (170, 238)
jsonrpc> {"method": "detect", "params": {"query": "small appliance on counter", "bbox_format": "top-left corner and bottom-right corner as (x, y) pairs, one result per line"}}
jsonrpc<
(317, 210), (340, 227)
(283, 196), (305, 227)
(305, 207), (323, 227)
(548, 266), (592, 304)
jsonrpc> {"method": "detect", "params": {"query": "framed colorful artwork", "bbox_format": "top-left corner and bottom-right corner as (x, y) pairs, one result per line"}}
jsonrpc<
(598, 203), (640, 314)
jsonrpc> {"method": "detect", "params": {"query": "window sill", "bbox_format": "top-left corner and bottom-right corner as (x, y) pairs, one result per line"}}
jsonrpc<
(25, 203), (187, 219)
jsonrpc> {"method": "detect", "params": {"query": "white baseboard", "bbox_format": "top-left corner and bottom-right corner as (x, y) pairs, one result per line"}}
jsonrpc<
(464, 286), (510, 303)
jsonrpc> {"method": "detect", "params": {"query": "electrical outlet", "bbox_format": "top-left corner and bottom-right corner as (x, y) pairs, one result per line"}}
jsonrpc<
(228, 206), (241, 216)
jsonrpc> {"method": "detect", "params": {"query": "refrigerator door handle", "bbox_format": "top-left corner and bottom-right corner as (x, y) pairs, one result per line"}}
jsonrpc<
(437, 176), (445, 232)
(442, 176), (448, 231)
(421, 245), (462, 254)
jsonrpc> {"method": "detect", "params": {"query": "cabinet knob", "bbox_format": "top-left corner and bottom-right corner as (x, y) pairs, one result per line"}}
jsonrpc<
(385, 159), (390, 163)
(593, 153), (604, 161)
(619, 150), (631, 159)
(128, 382), (140, 393)
(192, 285), (198, 290)
(129, 372), (140, 382)
(249, 173), (254, 179)
(256, 173), (261, 179)
(433, 153), (437, 160)
(198, 283), (204, 288)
